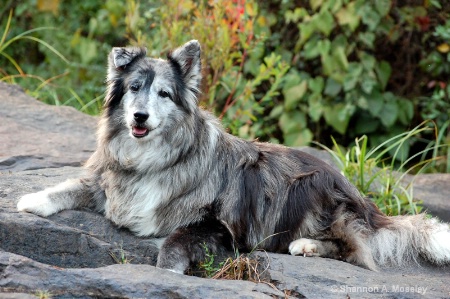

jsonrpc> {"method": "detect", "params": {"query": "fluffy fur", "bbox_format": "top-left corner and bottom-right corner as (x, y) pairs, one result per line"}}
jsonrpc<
(17, 40), (450, 273)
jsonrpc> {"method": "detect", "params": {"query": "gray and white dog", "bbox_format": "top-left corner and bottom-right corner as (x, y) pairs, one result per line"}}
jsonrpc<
(17, 40), (450, 273)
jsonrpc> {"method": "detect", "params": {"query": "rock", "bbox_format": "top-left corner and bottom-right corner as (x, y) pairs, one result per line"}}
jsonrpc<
(0, 167), (159, 268)
(402, 173), (450, 222)
(298, 146), (338, 170)
(0, 251), (286, 299)
(0, 82), (96, 172)
(1, 82), (450, 298)
(256, 251), (450, 298)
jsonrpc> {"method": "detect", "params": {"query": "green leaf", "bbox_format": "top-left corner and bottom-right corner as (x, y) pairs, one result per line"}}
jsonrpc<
(358, 32), (375, 49)
(314, 10), (335, 36)
(343, 63), (363, 91)
(332, 46), (348, 71)
(282, 72), (303, 89)
(360, 52), (376, 71)
(366, 90), (383, 116)
(336, 2), (360, 31)
(322, 53), (336, 76)
(308, 76), (325, 94)
(360, 76), (378, 94)
(359, 4), (381, 31)
(379, 100), (398, 128)
(375, 0), (392, 17)
(310, 0), (324, 11)
(324, 77), (342, 97)
(244, 59), (260, 76)
(269, 105), (284, 119)
(317, 39), (331, 57)
(308, 94), (323, 121)
(284, 129), (313, 146)
(78, 38), (98, 64)
(283, 81), (308, 110)
(321, 35), (349, 76)
(323, 103), (354, 134)
(285, 8), (309, 23)
(331, 34), (348, 48)
(354, 115), (380, 135)
(356, 96), (369, 110)
(297, 22), (316, 48)
(322, 0), (344, 13)
(397, 99), (414, 125)
(279, 111), (307, 134)
(303, 38), (321, 59)
(375, 60), (391, 90)
(430, 0), (442, 9)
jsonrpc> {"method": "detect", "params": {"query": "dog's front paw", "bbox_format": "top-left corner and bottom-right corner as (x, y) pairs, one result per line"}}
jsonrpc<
(17, 192), (58, 217)
(289, 238), (320, 257)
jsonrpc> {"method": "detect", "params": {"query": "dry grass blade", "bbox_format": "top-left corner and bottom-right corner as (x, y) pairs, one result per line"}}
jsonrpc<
(210, 252), (278, 290)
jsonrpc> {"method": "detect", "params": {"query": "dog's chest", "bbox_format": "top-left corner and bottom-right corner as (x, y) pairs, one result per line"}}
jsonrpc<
(101, 171), (168, 236)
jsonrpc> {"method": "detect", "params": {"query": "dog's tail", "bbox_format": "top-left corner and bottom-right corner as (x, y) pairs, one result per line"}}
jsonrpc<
(369, 214), (450, 266)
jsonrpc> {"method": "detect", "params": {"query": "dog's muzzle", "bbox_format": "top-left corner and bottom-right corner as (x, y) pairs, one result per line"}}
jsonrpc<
(132, 112), (150, 138)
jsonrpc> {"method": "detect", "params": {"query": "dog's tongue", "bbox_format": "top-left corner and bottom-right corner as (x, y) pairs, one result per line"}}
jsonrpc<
(133, 126), (148, 136)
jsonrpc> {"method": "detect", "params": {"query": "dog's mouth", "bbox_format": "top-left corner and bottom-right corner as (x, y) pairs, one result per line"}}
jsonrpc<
(132, 126), (150, 138)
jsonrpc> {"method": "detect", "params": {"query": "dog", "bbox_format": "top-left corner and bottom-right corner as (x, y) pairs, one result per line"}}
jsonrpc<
(17, 40), (450, 274)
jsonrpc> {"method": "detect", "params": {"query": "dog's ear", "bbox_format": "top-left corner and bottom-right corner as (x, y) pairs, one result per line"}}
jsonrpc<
(104, 47), (146, 113)
(107, 47), (147, 79)
(167, 40), (202, 95)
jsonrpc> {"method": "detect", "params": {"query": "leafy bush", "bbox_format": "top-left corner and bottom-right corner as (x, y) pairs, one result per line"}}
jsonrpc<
(123, 0), (290, 142)
(0, 0), (449, 171)
(0, 0), (131, 114)
(264, 0), (449, 153)
(129, 0), (449, 164)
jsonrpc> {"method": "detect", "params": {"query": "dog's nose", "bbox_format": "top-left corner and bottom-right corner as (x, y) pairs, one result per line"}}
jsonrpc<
(134, 112), (149, 123)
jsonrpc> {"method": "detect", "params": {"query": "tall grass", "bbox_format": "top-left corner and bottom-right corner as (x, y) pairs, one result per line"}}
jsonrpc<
(316, 121), (447, 216)
(0, 10), (102, 114)
(1, 10), (68, 76)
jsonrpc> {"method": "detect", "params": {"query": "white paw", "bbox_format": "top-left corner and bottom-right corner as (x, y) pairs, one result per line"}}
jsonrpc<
(289, 238), (319, 257)
(17, 192), (58, 217)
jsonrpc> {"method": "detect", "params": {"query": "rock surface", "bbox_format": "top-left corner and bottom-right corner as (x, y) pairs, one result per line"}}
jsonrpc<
(0, 82), (96, 172)
(402, 174), (450, 222)
(1, 82), (450, 298)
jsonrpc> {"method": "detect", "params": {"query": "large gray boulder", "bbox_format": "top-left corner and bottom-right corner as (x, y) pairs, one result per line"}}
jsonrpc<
(1, 82), (449, 298)
(0, 82), (96, 171)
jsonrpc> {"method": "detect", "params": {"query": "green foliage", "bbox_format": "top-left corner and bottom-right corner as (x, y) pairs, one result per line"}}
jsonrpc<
(197, 242), (226, 278)
(0, 0), (132, 114)
(0, 0), (449, 173)
(317, 122), (446, 216)
(109, 243), (132, 264)
(0, 9), (72, 107)
(277, 0), (422, 147)
(121, 0), (290, 141)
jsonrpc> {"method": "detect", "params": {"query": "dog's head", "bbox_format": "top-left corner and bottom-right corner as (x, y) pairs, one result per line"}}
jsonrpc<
(104, 40), (202, 140)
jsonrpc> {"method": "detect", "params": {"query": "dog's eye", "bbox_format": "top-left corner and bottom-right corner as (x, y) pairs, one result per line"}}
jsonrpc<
(130, 83), (141, 92)
(158, 90), (170, 98)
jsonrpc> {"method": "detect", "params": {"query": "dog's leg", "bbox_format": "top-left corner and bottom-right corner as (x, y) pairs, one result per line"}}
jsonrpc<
(17, 177), (99, 217)
(156, 218), (233, 274)
(290, 214), (378, 270)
